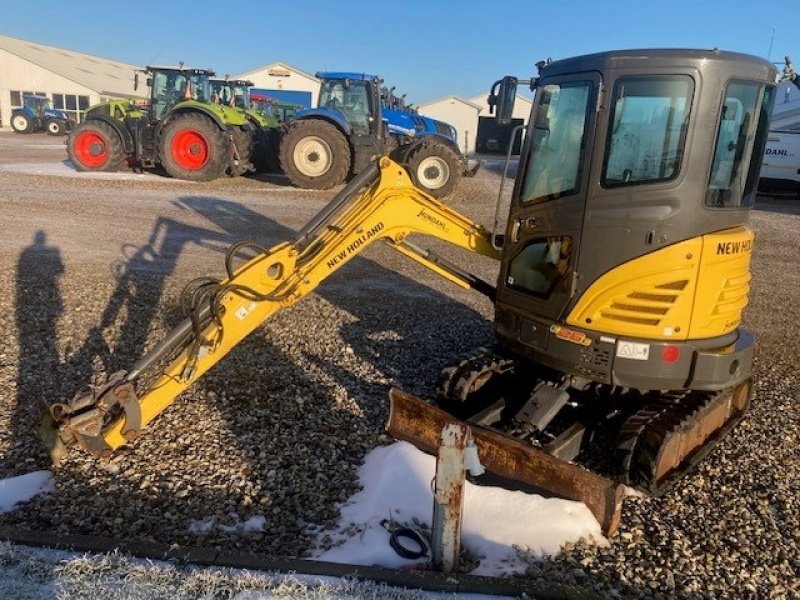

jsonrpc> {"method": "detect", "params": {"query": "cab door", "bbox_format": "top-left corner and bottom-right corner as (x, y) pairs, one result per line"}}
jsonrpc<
(497, 73), (600, 322)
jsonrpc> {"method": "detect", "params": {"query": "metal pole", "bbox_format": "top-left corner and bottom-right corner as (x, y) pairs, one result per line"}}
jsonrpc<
(430, 423), (468, 572)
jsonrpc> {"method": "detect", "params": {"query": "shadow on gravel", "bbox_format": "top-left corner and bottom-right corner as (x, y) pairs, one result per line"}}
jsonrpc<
(8, 230), (64, 472)
(2, 194), (497, 563)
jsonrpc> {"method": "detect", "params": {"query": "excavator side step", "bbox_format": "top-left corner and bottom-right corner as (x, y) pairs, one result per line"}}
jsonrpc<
(387, 388), (624, 535)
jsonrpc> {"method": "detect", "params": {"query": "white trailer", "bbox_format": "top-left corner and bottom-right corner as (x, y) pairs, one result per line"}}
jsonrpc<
(759, 131), (800, 193)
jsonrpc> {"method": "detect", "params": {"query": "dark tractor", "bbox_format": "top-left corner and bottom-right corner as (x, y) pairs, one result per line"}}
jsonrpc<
(250, 93), (301, 125)
(279, 72), (477, 197)
(66, 66), (259, 181)
(11, 94), (73, 135)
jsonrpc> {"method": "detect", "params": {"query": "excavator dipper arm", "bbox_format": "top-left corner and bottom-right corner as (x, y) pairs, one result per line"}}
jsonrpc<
(39, 157), (501, 463)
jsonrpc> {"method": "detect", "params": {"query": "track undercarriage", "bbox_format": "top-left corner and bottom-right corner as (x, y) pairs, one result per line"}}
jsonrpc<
(432, 347), (753, 497)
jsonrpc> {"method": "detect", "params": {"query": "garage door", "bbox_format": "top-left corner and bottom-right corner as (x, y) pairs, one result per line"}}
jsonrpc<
(476, 117), (524, 155)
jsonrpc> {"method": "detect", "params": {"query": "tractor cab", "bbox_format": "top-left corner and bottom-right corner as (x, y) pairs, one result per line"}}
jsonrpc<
(250, 94), (300, 124)
(23, 94), (50, 117)
(146, 65), (215, 120)
(210, 79), (253, 109)
(315, 72), (378, 135)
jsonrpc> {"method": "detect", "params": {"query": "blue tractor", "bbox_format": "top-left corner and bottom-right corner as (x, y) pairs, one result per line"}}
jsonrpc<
(279, 72), (476, 198)
(11, 94), (73, 135)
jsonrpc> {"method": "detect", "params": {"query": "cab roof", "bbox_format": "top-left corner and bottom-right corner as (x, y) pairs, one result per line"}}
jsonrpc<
(538, 48), (776, 81)
(145, 65), (216, 76)
(211, 79), (254, 86)
(316, 72), (380, 82)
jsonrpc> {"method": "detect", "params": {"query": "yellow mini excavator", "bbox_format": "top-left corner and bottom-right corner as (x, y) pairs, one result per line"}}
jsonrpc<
(37, 49), (777, 532)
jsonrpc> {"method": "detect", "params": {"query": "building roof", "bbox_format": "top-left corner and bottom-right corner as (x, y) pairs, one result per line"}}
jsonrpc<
(235, 61), (319, 83)
(468, 93), (532, 108)
(418, 95), (482, 111)
(0, 34), (143, 97)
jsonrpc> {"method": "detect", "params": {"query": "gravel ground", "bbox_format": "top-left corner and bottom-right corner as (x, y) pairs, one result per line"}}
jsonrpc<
(0, 132), (798, 598)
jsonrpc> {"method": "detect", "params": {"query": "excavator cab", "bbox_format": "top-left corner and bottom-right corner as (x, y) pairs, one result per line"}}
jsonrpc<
(490, 50), (774, 388)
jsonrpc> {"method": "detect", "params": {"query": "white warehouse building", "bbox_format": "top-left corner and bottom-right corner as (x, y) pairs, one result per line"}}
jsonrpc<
(0, 34), (142, 130)
(234, 62), (320, 109)
(417, 96), (482, 154)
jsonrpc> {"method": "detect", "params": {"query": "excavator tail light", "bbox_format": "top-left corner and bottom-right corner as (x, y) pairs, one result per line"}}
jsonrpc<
(662, 345), (680, 363)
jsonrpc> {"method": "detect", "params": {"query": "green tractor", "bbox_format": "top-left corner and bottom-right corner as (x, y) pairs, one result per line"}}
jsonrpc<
(209, 78), (281, 172)
(209, 78), (276, 127)
(66, 65), (260, 181)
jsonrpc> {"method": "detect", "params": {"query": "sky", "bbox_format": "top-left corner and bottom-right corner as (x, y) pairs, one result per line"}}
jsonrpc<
(1, 0), (798, 104)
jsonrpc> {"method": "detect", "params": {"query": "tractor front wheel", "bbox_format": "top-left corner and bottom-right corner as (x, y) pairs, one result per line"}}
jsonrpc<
(46, 119), (65, 136)
(279, 119), (350, 189)
(406, 141), (460, 198)
(67, 120), (126, 171)
(11, 113), (32, 133)
(158, 113), (229, 182)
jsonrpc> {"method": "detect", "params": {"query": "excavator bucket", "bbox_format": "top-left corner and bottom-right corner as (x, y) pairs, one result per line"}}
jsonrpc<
(386, 388), (625, 536)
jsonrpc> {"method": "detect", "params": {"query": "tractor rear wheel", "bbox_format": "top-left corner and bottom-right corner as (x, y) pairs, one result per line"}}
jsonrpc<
(279, 119), (350, 189)
(11, 113), (32, 133)
(227, 127), (255, 177)
(253, 128), (282, 173)
(406, 140), (460, 198)
(158, 113), (229, 182)
(67, 120), (126, 171)
(46, 119), (65, 136)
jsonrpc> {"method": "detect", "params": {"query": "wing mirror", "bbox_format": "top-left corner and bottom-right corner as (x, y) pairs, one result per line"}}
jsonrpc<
(488, 76), (518, 125)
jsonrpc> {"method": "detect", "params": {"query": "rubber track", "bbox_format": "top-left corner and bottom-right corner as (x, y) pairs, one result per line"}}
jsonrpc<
(617, 388), (748, 495)
(435, 347), (514, 407)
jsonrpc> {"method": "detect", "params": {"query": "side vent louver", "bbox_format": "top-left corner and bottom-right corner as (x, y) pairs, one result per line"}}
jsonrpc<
(601, 280), (688, 327)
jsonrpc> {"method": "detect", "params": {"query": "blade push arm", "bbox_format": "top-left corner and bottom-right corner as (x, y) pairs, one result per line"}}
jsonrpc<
(44, 157), (501, 461)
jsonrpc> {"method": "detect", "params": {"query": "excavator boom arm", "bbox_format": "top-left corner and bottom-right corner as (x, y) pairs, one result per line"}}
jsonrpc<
(41, 157), (501, 462)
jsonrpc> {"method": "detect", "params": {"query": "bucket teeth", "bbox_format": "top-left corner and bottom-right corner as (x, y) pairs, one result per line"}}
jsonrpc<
(34, 410), (72, 467)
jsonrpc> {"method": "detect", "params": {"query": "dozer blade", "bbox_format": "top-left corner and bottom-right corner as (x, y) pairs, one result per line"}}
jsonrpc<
(387, 388), (624, 535)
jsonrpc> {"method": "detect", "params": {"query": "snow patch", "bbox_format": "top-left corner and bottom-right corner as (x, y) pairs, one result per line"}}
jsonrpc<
(0, 161), (188, 182)
(313, 442), (606, 577)
(0, 471), (55, 513)
(189, 513), (266, 535)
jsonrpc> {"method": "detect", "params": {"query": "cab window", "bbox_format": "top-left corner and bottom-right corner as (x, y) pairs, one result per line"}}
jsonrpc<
(521, 81), (592, 204)
(706, 82), (774, 208)
(602, 76), (693, 187)
(507, 237), (573, 298)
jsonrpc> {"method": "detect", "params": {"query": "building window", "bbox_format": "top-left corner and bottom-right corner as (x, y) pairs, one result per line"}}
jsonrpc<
(10, 91), (21, 107)
(52, 93), (92, 121)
